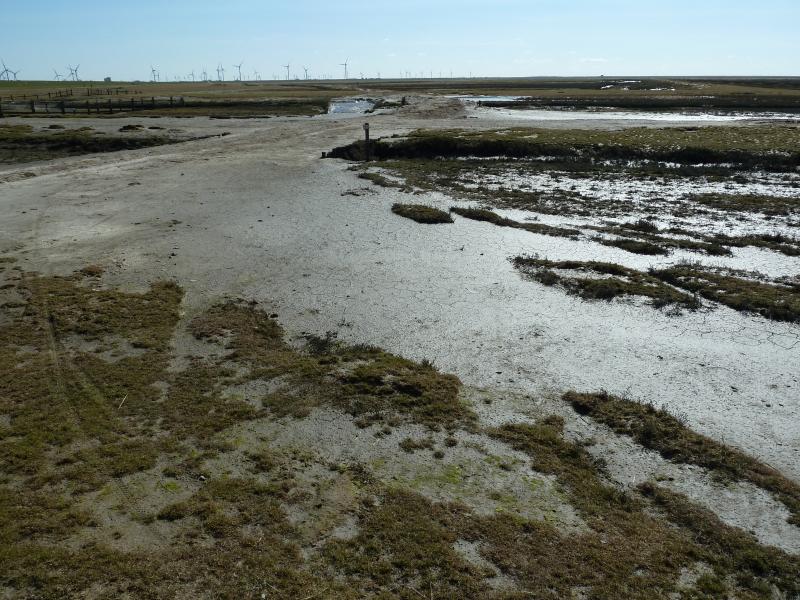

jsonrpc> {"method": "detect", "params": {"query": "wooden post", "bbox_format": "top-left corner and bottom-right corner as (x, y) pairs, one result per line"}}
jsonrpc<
(86, 100), (90, 114)
(30, 100), (36, 114)
(59, 101), (66, 114)
(108, 99), (113, 114)
(363, 123), (371, 160)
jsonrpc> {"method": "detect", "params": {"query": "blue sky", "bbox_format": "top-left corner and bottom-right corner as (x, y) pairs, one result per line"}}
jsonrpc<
(4, 0), (798, 81)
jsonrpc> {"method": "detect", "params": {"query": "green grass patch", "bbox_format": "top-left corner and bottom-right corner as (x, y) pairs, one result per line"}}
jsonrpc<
(512, 257), (700, 309)
(692, 193), (800, 216)
(653, 264), (800, 323)
(330, 126), (800, 171)
(567, 391), (800, 525)
(391, 203), (453, 224)
(0, 123), (177, 163)
(451, 206), (581, 238)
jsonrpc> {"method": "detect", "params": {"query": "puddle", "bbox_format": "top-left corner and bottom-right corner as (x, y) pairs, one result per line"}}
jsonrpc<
(328, 99), (376, 114)
(448, 95), (527, 103)
(465, 104), (800, 123)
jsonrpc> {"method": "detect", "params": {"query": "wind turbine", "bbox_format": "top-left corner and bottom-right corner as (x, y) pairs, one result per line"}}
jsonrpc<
(150, 65), (158, 83)
(302, 66), (309, 80)
(11, 70), (19, 81)
(234, 61), (243, 81)
(217, 64), (225, 82)
(0, 59), (10, 81)
(53, 69), (63, 81)
(340, 58), (349, 80)
(253, 70), (260, 81)
(283, 62), (290, 81)
(201, 68), (208, 81)
(189, 70), (196, 82)
(69, 64), (80, 81)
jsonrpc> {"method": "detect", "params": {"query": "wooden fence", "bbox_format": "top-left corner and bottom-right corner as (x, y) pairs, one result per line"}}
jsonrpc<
(0, 96), (187, 117)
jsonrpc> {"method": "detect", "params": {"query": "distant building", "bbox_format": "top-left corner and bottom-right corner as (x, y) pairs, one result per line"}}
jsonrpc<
(104, 77), (111, 82)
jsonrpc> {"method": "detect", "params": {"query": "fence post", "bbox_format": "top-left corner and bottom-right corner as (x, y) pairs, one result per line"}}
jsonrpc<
(30, 100), (36, 114)
(108, 99), (112, 114)
(59, 101), (65, 114)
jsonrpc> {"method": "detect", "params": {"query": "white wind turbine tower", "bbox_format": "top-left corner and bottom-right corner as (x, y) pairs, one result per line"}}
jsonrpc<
(253, 70), (260, 81)
(189, 71), (196, 82)
(69, 65), (80, 81)
(0, 59), (11, 81)
(201, 68), (208, 81)
(283, 62), (290, 81)
(217, 64), (225, 81)
(53, 69), (63, 81)
(302, 66), (309, 80)
(340, 58), (349, 80)
(150, 65), (158, 83)
(234, 61), (243, 81)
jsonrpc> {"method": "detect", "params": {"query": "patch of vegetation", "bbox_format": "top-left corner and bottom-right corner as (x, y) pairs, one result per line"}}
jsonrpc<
(591, 222), (734, 256)
(640, 483), (800, 594)
(330, 126), (800, 171)
(338, 347), (475, 431)
(0, 266), (483, 597)
(653, 263), (800, 323)
(692, 193), (800, 216)
(512, 257), (700, 309)
(597, 237), (670, 255)
(514, 257), (800, 322)
(0, 123), (177, 163)
(484, 416), (800, 598)
(358, 171), (406, 189)
(707, 231), (800, 257)
(399, 437), (435, 453)
(391, 203), (453, 224)
(325, 488), (490, 597)
(567, 391), (800, 525)
(451, 206), (581, 238)
(4, 261), (798, 597)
